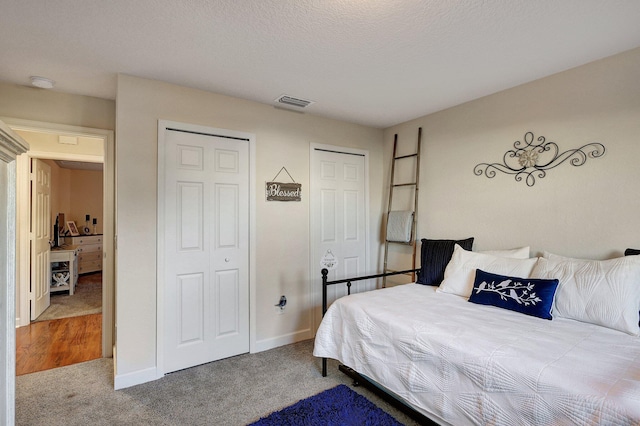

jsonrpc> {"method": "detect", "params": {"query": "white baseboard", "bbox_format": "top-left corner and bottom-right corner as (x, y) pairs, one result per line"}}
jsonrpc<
(113, 330), (314, 389)
(253, 328), (314, 353)
(114, 366), (161, 390)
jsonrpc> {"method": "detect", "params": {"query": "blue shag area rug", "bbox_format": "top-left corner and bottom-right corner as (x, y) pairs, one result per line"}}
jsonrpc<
(248, 384), (404, 426)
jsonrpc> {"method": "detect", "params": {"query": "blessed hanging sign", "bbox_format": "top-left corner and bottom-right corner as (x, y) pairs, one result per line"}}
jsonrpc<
(266, 167), (301, 202)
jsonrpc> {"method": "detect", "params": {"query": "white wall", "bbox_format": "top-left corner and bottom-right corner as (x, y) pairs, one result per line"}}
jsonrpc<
(385, 47), (640, 260)
(115, 75), (384, 385)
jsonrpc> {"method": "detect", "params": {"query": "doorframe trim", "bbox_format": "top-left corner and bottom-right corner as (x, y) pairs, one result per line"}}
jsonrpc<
(3, 117), (115, 360)
(0, 120), (28, 426)
(156, 120), (256, 377)
(309, 143), (370, 333)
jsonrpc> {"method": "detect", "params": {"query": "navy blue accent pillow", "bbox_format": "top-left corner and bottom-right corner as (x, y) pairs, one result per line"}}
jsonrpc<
(469, 269), (559, 320)
(416, 237), (474, 285)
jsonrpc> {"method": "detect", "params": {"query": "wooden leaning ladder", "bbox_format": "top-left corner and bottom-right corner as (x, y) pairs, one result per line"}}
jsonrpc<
(382, 128), (422, 287)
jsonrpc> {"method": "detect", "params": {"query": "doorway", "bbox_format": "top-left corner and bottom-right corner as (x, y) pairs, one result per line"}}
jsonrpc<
(7, 118), (114, 372)
(31, 157), (104, 321)
(16, 147), (105, 374)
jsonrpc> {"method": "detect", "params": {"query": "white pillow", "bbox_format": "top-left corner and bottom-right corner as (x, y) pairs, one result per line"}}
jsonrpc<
(480, 246), (530, 259)
(437, 244), (537, 298)
(531, 253), (640, 336)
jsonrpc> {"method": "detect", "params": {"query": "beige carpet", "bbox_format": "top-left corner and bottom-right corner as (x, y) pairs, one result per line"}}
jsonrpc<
(35, 272), (102, 322)
(15, 339), (423, 426)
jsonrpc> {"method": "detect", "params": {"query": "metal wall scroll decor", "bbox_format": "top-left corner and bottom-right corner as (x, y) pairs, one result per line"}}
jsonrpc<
(266, 166), (302, 201)
(473, 132), (606, 187)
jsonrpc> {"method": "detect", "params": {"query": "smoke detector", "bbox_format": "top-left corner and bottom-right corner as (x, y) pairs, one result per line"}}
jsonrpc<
(30, 76), (55, 89)
(275, 94), (315, 109)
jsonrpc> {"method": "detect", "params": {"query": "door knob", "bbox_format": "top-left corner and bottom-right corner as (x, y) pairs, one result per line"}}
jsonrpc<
(225, 258), (230, 262)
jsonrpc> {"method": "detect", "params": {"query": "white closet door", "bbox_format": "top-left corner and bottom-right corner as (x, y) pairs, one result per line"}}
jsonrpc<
(311, 146), (369, 328)
(162, 127), (249, 373)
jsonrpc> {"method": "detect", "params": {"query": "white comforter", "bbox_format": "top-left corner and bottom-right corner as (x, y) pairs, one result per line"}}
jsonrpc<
(313, 284), (640, 426)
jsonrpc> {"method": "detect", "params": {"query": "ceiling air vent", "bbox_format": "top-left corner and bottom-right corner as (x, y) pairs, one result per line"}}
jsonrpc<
(275, 94), (315, 109)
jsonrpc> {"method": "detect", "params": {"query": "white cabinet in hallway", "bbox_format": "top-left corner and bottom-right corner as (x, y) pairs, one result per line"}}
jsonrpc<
(65, 234), (103, 274)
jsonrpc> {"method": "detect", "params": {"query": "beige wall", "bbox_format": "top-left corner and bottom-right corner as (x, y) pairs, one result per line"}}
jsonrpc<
(69, 169), (104, 234)
(0, 83), (114, 353)
(6, 46), (638, 386)
(0, 82), (115, 130)
(0, 83), (112, 238)
(42, 160), (71, 232)
(385, 47), (640, 261)
(43, 159), (104, 235)
(17, 130), (104, 157)
(115, 75), (384, 380)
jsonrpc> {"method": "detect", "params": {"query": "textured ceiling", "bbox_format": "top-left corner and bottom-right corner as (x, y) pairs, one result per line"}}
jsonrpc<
(1, 1), (640, 128)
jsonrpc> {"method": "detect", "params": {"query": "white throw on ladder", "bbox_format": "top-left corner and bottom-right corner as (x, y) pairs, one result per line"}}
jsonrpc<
(386, 211), (413, 243)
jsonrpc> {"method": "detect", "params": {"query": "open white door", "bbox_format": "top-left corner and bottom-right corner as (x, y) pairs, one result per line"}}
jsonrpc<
(30, 158), (51, 320)
(160, 124), (250, 374)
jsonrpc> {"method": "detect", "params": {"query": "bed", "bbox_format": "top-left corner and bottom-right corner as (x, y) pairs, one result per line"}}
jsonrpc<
(313, 240), (640, 426)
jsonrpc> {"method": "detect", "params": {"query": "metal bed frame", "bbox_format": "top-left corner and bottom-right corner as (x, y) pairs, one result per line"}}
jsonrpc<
(320, 267), (420, 376)
(319, 267), (439, 425)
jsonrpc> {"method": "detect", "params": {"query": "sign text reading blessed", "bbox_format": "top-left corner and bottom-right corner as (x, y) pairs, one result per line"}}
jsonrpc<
(265, 182), (302, 202)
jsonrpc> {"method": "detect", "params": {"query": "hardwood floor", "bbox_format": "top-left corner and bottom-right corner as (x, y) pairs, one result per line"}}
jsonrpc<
(16, 313), (102, 376)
